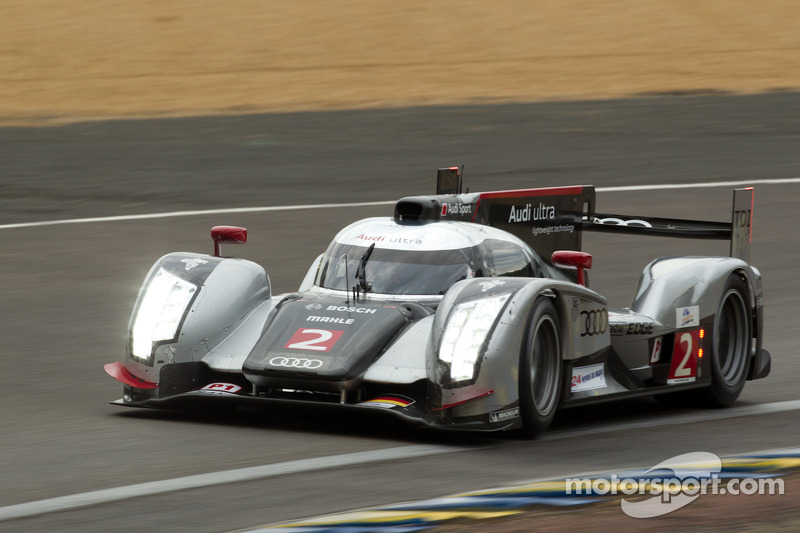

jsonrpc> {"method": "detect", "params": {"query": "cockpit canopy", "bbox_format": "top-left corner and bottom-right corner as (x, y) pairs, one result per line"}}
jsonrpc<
(314, 218), (549, 296)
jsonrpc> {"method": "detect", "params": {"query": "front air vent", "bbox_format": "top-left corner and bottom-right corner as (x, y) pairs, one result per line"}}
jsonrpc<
(394, 196), (442, 221)
(262, 369), (319, 378)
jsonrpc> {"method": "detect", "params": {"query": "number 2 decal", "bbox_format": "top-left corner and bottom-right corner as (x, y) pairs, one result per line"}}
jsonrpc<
(668, 330), (700, 384)
(284, 328), (344, 352)
(674, 333), (694, 377)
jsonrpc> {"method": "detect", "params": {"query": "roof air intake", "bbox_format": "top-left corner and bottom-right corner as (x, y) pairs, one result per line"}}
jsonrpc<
(393, 197), (442, 222)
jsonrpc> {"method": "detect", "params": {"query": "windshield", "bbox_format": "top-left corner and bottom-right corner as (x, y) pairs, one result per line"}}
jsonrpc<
(316, 243), (476, 295)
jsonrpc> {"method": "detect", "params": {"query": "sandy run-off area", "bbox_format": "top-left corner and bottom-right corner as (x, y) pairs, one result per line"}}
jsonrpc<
(1, 0), (798, 124)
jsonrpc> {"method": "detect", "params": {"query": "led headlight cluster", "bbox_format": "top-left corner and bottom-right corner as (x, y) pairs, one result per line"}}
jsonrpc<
(439, 293), (510, 382)
(130, 268), (197, 364)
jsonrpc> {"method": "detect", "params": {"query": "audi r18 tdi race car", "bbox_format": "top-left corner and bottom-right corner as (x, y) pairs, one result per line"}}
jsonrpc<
(105, 168), (770, 436)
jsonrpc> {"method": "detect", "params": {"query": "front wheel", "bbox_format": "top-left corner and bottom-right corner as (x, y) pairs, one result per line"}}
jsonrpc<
(703, 273), (752, 406)
(519, 297), (562, 438)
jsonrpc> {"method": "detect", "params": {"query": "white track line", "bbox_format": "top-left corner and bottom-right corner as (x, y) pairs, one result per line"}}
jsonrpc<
(1, 177), (798, 231)
(543, 399), (800, 440)
(0, 200), (394, 230)
(2, 398), (799, 521)
(599, 177), (800, 192)
(0, 444), (465, 522)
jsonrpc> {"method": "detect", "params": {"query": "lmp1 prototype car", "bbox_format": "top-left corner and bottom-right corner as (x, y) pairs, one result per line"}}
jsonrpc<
(105, 168), (770, 436)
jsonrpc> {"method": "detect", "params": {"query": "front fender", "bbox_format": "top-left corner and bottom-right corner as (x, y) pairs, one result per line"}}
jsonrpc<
(124, 252), (272, 385)
(428, 277), (607, 424)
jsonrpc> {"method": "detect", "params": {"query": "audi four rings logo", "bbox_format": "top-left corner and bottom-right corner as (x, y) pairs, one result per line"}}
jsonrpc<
(305, 303), (324, 311)
(580, 309), (609, 337)
(595, 217), (653, 228)
(269, 357), (324, 369)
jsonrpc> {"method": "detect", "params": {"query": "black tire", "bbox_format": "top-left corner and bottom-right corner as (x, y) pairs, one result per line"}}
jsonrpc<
(703, 273), (751, 406)
(519, 297), (562, 438)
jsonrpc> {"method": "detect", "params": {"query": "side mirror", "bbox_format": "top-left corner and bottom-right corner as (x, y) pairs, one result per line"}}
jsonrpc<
(552, 250), (592, 286)
(211, 226), (247, 257)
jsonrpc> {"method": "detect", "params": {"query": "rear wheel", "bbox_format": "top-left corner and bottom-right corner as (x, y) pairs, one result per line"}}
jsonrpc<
(519, 298), (562, 438)
(703, 273), (751, 406)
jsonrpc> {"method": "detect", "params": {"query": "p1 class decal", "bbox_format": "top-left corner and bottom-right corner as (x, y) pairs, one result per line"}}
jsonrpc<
(668, 329), (701, 384)
(359, 395), (415, 409)
(199, 383), (242, 394)
(284, 328), (344, 352)
(571, 363), (607, 392)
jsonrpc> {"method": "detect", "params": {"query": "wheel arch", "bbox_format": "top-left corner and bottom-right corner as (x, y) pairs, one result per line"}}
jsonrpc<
(632, 257), (761, 329)
(729, 265), (768, 380)
(426, 277), (602, 426)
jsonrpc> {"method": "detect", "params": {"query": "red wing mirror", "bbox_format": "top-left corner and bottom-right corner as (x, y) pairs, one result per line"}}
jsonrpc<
(551, 250), (592, 286)
(211, 226), (247, 257)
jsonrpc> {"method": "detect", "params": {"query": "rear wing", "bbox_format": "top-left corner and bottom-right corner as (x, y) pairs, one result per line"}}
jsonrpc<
(394, 168), (754, 265)
(586, 187), (754, 262)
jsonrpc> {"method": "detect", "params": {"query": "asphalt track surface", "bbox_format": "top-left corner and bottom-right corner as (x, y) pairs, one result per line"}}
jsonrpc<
(1, 93), (799, 532)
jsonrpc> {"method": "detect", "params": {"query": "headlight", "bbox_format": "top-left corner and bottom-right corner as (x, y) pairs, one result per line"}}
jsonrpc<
(130, 268), (198, 364)
(439, 293), (510, 382)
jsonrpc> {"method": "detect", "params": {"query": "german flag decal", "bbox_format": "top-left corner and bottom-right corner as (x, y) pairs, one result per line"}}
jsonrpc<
(359, 395), (415, 409)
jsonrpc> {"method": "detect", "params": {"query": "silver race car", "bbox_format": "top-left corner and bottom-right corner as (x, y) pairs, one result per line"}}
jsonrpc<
(105, 168), (770, 436)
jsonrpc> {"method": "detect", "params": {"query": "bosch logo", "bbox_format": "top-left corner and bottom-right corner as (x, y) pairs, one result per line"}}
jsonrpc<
(326, 305), (377, 314)
(268, 357), (323, 369)
(580, 309), (609, 337)
(305, 303), (324, 311)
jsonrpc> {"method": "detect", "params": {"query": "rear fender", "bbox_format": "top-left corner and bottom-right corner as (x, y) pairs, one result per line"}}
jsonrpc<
(631, 256), (767, 380)
(631, 256), (762, 328)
